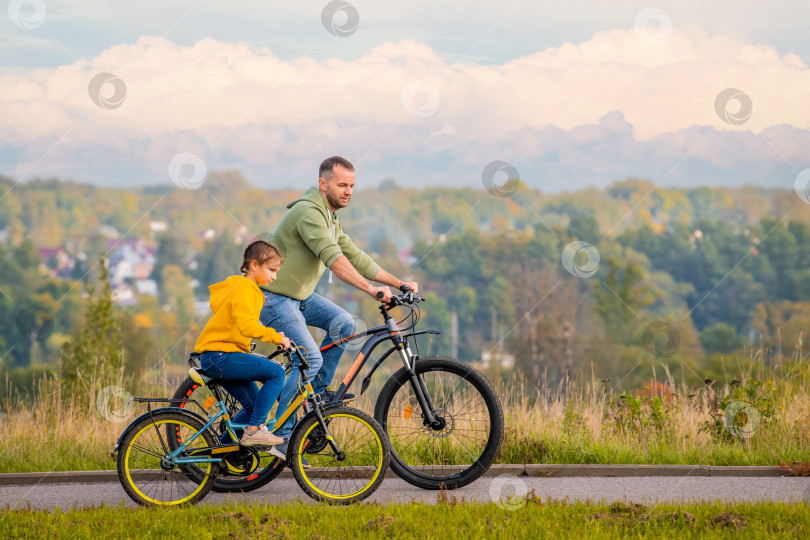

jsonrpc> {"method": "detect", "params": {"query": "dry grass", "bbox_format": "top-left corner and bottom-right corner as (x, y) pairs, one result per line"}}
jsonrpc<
(0, 361), (177, 473)
(490, 366), (810, 466)
(1, 348), (808, 473)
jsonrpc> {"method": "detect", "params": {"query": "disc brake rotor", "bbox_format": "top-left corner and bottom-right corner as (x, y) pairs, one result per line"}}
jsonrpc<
(425, 407), (455, 439)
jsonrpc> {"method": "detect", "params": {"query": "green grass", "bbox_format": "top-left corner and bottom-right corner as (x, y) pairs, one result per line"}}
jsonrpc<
(1, 499), (808, 539)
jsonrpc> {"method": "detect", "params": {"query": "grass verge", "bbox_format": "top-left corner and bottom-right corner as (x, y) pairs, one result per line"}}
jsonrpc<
(1, 498), (809, 539)
(1, 353), (809, 473)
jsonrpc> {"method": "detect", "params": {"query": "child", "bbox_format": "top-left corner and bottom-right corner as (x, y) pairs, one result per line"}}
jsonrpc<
(194, 240), (291, 453)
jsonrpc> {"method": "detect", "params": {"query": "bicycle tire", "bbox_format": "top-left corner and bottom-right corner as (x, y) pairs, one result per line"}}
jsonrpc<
(172, 377), (285, 492)
(117, 410), (219, 507)
(289, 406), (389, 504)
(374, 357), (504, 490)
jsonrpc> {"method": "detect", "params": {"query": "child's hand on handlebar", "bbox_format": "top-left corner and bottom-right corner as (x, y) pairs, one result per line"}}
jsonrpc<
(279, 334), (291, 350)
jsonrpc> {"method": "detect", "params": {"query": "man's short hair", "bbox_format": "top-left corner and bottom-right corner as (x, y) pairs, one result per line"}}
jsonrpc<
(319, 156), (354, 181)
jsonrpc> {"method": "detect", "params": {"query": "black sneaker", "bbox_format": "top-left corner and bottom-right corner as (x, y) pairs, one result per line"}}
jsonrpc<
(321, 389), (356, 403)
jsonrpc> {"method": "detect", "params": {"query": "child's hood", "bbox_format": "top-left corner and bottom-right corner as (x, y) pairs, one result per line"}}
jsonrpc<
(208, 275), (252, 312)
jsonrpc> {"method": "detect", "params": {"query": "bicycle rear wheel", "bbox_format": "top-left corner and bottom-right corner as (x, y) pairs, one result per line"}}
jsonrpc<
(289, 406), (389, 504)
(172, 377), (285, 492)
(374, 357), (504, 489)
(117, 410), (219, 507)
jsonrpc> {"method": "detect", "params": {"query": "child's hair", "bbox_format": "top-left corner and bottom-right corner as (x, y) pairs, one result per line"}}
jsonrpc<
(240, 240), (283, 274)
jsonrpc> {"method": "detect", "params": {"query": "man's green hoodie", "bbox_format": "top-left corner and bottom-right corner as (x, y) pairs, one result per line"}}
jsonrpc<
(264, 188), (381, 300)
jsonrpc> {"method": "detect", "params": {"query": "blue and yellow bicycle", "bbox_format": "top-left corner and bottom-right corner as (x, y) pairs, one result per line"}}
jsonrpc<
(114, 342), (389, 506)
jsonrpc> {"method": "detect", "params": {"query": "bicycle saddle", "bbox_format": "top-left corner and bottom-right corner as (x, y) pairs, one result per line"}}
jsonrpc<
(188, 366), (213, 387)
(187, 352), (214, 386)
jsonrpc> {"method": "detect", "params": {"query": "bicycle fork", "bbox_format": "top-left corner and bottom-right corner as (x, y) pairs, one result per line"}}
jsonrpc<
(397, 340), (443, 429)
(301, 379), (346, 460)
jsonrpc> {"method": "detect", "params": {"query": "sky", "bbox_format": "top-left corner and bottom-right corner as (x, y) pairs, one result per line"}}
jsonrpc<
(1, 0), (810, 193)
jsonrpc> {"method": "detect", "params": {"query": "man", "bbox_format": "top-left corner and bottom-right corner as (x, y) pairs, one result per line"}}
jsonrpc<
(260, 156), (418, 458)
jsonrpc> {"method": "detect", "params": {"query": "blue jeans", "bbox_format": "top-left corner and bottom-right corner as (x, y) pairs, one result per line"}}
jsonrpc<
(199, 351), (286, 428)
(260, 291), (354, 439)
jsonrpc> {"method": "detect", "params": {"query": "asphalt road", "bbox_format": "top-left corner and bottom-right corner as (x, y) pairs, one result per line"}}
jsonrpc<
(2, 476), (809, 510)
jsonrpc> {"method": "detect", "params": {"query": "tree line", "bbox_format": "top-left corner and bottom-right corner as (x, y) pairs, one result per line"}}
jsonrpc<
(1, 173), (808, 396)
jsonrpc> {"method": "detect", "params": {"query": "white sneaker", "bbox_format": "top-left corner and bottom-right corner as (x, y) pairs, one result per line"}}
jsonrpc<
(240, 424), (284, 447)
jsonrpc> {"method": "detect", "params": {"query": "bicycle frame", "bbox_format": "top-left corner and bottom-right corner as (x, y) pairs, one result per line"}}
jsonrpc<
(166, 289), (446, 463)
(167, 345), (342, 466)
(314, 305), (444, 427)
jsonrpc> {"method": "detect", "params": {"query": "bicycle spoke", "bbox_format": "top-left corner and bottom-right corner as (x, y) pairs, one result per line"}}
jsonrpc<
(384, 364), (497, 471)
(297, 411), (384, 499)
(119, 414), (216, 506)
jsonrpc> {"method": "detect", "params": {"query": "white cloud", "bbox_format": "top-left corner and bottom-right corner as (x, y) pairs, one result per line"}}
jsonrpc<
(1, 28), (809, 189)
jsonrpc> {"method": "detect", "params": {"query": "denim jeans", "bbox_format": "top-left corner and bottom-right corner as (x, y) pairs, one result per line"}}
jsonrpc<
(260, 291), (354, 439)
(199, 350), (286, 428)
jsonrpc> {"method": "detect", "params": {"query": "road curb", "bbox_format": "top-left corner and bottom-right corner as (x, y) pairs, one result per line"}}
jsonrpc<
(0, 464), (788, 486)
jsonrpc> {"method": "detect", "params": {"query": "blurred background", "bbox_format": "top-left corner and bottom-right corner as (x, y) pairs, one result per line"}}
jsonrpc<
(2, 1), (810, 398)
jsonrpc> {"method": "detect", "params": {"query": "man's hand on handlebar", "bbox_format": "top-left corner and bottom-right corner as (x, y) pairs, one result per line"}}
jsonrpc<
(400, 281), (419, 294)
(370, 286), (393, 303)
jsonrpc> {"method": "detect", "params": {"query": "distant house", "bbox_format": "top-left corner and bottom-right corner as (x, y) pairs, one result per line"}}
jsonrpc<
(106, 238), (157, 284)
(195, 300), (212, 316)
(397, 245), (417, 265)
(111, 282), (136, 305)
(37, 247), (74, 278)
(135, 279), (158, 296)
(98, 224), (120, 239)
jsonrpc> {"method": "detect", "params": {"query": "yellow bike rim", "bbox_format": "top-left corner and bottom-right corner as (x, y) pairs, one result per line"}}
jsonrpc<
(123, 418), (212, 506)
(296, 413), (384, 500)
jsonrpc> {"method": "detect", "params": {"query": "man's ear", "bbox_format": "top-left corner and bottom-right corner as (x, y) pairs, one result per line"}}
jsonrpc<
(318, 177), (327, 191)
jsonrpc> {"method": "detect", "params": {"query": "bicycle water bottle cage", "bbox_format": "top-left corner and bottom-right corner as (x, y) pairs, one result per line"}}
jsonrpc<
(189, 367), (213, 387)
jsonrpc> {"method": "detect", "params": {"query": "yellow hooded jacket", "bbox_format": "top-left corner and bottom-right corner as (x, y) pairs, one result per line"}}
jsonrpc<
(194, 275), (283, 353)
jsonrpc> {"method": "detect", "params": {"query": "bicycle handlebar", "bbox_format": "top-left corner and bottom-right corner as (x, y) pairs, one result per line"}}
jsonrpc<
(275, 340), (310, 371)
(381, 284), (424, 309)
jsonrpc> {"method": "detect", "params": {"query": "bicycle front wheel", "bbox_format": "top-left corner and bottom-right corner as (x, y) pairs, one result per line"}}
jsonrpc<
(172, 376), (285, 493)
(374, 357), (504, 490)
(289, 406), (389, 505)
(117, 410), (219, 507)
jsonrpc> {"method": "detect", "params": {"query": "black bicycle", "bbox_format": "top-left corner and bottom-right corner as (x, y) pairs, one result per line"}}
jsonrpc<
(173, 285), (504, 492)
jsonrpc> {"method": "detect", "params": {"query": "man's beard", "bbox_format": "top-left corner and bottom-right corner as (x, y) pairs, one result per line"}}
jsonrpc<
(326, 190), (348, 209)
